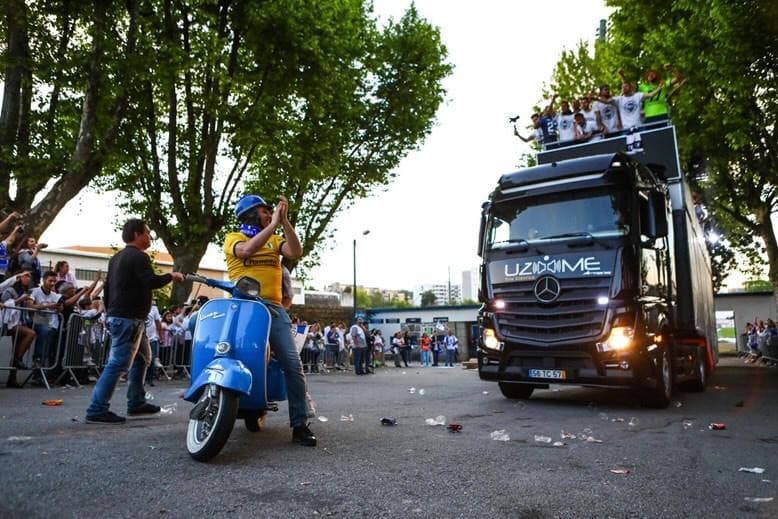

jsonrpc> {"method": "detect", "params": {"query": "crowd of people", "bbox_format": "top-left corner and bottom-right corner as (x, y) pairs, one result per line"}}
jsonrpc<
(3, 197), (467, 449)
(743, 318), (778, 367)
(295, 317), (463, 375)
(514, 65), (686, 149)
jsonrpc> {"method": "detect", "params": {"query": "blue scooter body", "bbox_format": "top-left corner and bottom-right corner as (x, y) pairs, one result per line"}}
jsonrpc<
(183, 285), (287, 411)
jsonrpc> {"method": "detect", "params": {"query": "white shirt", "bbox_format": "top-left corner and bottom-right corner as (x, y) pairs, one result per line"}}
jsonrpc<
(581, 108), (597, 130)
(145, 305), (161, 341)
(615, 92), (644, 129)
(30, 287), (61, 328)
(594, 100), (620, 133)
(350, 324), (366, 348)
(556, 113), (576, 142)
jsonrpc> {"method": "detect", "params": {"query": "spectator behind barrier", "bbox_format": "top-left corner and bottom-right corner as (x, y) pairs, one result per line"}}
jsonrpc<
(1, 270), (37, 385)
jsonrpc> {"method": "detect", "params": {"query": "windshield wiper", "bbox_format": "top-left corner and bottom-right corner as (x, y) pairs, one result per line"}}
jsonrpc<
(492, 238), (530, 247)
(490, 238), (535, 253)
(538, 232), (611, 249)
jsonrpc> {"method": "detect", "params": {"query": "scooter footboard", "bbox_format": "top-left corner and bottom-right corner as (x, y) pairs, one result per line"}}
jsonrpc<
(184, 358), (253, 403)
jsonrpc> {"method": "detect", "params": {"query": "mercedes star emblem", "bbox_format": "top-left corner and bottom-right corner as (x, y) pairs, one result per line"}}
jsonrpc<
(533, 275), (561, 303)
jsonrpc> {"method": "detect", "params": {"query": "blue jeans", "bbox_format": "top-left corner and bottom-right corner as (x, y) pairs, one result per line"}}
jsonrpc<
(86, 317), (148, 416)
(445, 349), (455, 366)
(33, 324), (56, 365)
(267, 305), (308, 428)
(421, 350), (431, 366)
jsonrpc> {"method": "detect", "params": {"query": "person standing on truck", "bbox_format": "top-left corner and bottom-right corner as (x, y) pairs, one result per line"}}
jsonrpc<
(638, 65), (686, 123)
(538, 95), (559, 146)
(556, 99), (577, 143)
(594, 84), (622, 136)
(514, 113), (544, 145)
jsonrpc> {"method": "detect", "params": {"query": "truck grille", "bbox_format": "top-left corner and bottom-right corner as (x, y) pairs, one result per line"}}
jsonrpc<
(493, 276), (610, 343)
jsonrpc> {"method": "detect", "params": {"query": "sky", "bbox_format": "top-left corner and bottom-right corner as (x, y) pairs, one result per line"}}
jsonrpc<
(40, 0), (614, 291)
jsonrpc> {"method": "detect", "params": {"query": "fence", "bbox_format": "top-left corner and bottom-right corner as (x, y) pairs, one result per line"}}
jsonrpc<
(1, 306), (194, 390)
(1, 305), (64, 389)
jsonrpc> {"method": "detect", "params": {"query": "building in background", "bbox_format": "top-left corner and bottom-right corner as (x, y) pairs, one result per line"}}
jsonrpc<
(413, 283), (462, 306)
(461, 269), (479, 302)
(37, 246), (228, 301)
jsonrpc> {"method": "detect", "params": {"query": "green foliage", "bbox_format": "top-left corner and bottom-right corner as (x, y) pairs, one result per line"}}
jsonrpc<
(244, 4), (452, 275)
(744, 279), (773, 293)
(93, 1), (450, 303)
(420, 290), (436, 307)
(356, 287), (413, 308)
(0, 1), (140, 238)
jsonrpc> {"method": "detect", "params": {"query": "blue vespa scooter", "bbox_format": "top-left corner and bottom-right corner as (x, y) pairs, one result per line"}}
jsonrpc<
(183, 274), (287, 462)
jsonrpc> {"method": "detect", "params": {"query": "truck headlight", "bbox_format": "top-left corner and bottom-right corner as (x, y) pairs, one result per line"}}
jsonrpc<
(482, 328), (503, 351)
(596, 326), (633, 352)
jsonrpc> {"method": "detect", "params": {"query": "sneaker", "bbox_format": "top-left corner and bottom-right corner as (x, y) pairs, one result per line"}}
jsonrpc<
(153, 357), (163, 368)
(292, 424), (317, 447)
(127, 403), (161, 416)
(86, 411), (127, 424)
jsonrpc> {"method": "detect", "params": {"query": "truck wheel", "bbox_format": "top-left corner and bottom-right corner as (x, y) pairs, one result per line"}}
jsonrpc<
(640, 347), (673, 408)
(498, 382), (534, 399)
(685, 351), (707, 392)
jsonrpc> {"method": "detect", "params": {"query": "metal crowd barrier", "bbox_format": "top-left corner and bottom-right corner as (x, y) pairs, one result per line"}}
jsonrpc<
(57, 313), (107, 388)
(1, 305), (64, 390)
(171, 333), (191, 378)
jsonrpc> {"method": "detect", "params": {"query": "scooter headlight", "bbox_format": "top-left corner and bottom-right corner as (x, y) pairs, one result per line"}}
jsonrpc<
(215, 342), (231, 354)
(235, 276), (261, 297)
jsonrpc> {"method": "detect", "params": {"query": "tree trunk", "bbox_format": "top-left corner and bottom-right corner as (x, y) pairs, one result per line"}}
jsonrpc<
(168, 245), (209, 305)
(757, 208), (778, 316)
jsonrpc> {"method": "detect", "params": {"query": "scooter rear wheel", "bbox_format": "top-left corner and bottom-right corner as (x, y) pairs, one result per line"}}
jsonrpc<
(187, 384), (239, 462)
(244, 411), (267, 432)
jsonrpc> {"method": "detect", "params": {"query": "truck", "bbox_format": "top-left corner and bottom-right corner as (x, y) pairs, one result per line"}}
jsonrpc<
(477, 124), (717, 408)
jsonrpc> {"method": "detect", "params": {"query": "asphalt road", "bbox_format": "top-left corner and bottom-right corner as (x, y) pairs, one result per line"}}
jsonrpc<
(0, 357), (776, 518)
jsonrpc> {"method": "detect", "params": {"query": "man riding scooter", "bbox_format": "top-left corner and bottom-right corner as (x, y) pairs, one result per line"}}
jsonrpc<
(223, 194), (316, 447)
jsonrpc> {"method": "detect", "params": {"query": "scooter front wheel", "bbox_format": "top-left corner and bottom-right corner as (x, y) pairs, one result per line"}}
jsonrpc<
(186, 384), (239, 462)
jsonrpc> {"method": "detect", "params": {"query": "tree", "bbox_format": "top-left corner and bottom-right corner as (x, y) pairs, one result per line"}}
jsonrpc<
(244, 5), (452, 274)
(420, 290), (436, 307)
(110, 1), (451, 303)
(605, 0), (778, 310)
(0, 1), (140, 240)
(545, 1), (778, 304)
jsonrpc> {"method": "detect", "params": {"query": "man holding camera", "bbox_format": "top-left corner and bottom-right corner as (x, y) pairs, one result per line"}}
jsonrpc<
(224, 194), (316, 447)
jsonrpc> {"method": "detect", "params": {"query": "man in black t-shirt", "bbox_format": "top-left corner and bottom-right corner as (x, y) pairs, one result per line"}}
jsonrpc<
(85, 219), (184, 424)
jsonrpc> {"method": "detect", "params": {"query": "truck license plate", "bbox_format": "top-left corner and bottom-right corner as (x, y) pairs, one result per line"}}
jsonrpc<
(528, 369), (566, 380)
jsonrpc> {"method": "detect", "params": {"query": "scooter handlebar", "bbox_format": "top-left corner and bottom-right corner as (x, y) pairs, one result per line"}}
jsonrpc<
(186, 274), (208, 284)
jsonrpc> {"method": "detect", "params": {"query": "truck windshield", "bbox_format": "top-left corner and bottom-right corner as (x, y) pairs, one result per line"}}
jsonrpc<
(486, 189), (629, 250)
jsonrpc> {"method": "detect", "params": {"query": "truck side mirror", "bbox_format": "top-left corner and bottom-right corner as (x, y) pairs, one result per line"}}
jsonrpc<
(478, 202), (490, 257)
(651, 193), (668, 238)
(640, 192), (668, 239)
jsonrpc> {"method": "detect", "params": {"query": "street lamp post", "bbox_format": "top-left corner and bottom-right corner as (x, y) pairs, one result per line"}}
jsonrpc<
(352, 230), (370, 323)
